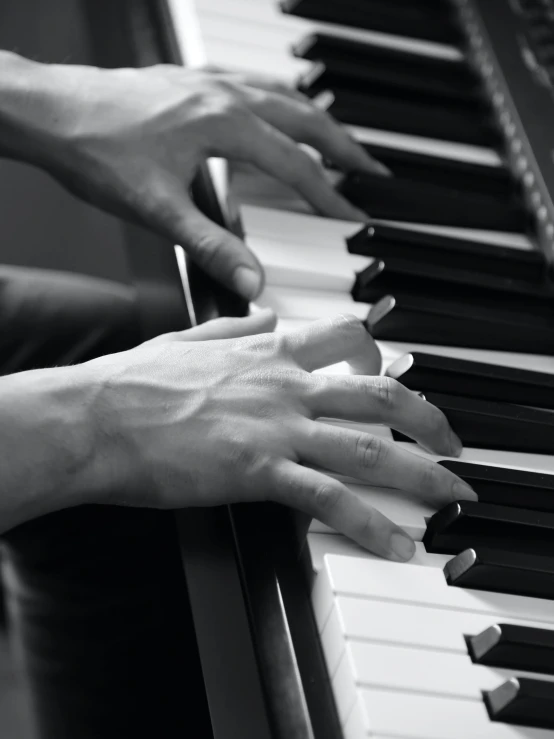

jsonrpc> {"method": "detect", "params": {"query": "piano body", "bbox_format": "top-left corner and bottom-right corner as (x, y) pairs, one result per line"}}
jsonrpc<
(87, 1), (554, 737)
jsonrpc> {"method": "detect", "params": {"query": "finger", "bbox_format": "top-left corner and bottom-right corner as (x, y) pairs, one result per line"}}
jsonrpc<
(284, 314), (378, 372)
(156, 309), (277, 344)
(213, 70), (310, 103)
(172, 195), (265, 300)
(216, 111), (367, 221)
(241, 86), (391, 176)
(307, 375), (462, 456)
(268, 460), (416, 561)
(296, 422), (477, 507)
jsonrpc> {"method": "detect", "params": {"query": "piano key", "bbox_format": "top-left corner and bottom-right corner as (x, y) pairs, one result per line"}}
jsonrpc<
(353, 687), (554, 738)
(468, 623), (554, 676)
(485, 678), (554, 731)
(423, 501), (554, 557)
(347, 125), (504, 166)
(293, 32), (480, 103)
(340, 172), (527, 231)
(281, 0), (465, 45)
(409, 392), (554, 454)
(354, 258), (551, 308)
(352, 143), (517, 197)
(438, 462), (554, 513)
(327, 87), (501, 147)
(348, 223), (545, 282)
(344, 641), (554, 701)
(386, 352), (554, 408)
(320, 553), (554, 637)
(365, 295), (554, 355)
(323, 590), (554, 658)
(444, 547), (554, 600)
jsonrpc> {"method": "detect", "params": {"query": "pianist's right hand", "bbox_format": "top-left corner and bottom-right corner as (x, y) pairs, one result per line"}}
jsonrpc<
(0, 314), (476, 561)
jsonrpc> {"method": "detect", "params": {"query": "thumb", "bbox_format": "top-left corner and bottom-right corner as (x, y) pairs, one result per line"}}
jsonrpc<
(176, 197), (264, 300)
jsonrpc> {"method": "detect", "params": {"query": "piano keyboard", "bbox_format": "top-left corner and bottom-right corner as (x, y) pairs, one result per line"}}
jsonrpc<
(162, 0), (554, 736)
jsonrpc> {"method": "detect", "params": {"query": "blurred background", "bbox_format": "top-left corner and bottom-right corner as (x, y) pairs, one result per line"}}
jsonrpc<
(0, 0), (131, 735)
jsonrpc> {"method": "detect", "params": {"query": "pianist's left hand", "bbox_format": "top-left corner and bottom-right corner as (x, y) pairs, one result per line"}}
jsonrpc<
(0, 52), (386, 300)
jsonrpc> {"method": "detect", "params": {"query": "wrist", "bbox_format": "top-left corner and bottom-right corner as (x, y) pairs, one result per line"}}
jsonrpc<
(0, 365), (105, 530)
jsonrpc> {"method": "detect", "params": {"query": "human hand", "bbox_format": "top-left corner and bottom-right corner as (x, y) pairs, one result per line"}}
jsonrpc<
(30, 63), (384, 299)
(84, 315), (475, 562)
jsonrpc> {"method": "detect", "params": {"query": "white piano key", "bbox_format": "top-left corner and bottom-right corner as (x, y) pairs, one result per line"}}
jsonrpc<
(347, 641), (554, 700)
(347, 125), (504, 166)
(323, 555), (554, 625)
(307, 536), (448, 572)
(352, 688), (554, 738)
(247, 234), (370, 290)
(241, 205), (361, 245)
(332, 647), (358, 724)
(189, 0), (464, 61)
(255, 285), (369, 322)
(308, 482), (433, 540)
(329, 593), (554, 656)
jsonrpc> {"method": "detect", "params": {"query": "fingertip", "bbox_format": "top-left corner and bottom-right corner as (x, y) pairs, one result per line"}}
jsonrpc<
(388, 531), (416, 562)
(232, 265), (263, 299)
(366, 158), (393, 177)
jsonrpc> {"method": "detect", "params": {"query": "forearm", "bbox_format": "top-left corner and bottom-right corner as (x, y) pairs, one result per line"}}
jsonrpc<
(0, 365), (99, 532)
(0, 50), (72, 169)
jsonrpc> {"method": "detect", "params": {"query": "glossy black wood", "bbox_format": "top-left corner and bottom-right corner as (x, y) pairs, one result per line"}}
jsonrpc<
(394, 391), (554, 454)
(387, 351), (554, 408)
(340, 172), (526, 231)
(444, 547), (554, 599)
(485, 678), (554, 730)
(355, 144), (516, 198)
(467, 623), (554, 675)
(348, 223), (544, 282)
(281, 0), (463, 44)
(439, 461), (554, 513)
(365, 294), (554, 354)
(424, 501), (554, 557)
(294, 32), (480, 104)
(326, 87), (500, 146)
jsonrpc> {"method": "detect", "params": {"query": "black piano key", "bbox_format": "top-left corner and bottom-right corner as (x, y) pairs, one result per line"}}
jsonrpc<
(467, 623), (554, 675)
(423, 501), (554, 557)
(339, 173), (526, 232)
(357, 145), (516, 198)
(280, 0), (464, 45)
(293, 33), (480, 105)
(444, 547), (554, 600)
(347, 223), (545, 283)
(296, 54), (482, 109)
(438, 461), (554, 513)
(353, 256), (551, 306)
(399, 391), (554, 454)
(386, 352), (554, 408)
(484, 678), (554, 730)
(326, 88), (500, 147)
(365, 295), (554, 354)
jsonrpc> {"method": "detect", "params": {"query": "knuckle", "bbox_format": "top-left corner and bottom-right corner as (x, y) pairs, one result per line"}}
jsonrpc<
(355, 434), (385, 470)
(372, 376), (399, 409)
(312, 482), (343, 514)
(417, 460), (441, 495)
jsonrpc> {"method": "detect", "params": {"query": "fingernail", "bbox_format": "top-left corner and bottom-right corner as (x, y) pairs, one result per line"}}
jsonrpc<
(233, 266), (262, 299)
(452, 480), (478, 502)
(390, 532), (416, 561)
(369, 160), (393, 177)
(449, 429), (463, 457)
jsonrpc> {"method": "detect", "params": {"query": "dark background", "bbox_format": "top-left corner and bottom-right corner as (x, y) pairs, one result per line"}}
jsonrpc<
(0, 1), (129, 736)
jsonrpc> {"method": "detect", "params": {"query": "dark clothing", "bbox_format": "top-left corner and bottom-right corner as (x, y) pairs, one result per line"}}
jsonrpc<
(0, 267), (211, 739)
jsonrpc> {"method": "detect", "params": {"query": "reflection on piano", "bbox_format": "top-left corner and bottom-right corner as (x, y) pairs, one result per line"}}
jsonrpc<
(111, 1), (554, 737)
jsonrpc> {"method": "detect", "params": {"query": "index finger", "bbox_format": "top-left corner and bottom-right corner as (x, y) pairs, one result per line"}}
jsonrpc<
(283, 314), (381, 373)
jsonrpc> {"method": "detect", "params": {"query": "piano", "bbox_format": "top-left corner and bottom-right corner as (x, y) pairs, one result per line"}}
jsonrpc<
(87, 1), (554, 737)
